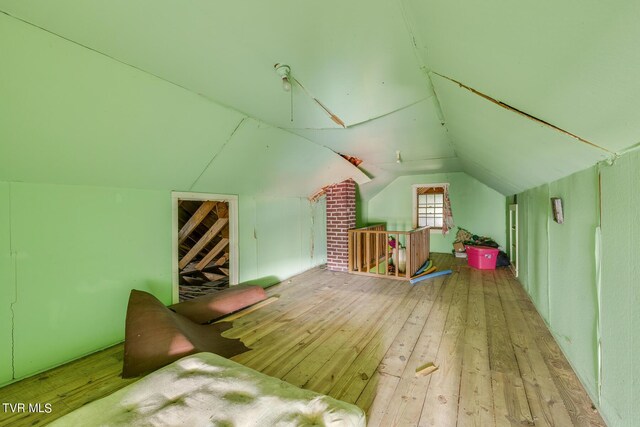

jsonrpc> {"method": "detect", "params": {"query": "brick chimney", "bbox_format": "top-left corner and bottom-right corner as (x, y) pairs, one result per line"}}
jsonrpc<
(325, 179), (356, 272)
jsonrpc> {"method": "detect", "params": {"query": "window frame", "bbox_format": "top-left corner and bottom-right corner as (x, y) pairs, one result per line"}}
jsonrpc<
(411, 183), (449, 230)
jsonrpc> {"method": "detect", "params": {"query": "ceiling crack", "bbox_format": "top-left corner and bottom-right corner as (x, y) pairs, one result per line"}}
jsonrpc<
(431, 71), (615, 156)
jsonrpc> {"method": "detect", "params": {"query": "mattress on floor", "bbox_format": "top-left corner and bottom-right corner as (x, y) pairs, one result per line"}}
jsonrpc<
(50, 352), (366, 427)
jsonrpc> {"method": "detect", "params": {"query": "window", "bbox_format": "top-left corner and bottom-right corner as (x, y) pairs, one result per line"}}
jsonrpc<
(412, 184), (450, 230)
(417, 187), (444, 228)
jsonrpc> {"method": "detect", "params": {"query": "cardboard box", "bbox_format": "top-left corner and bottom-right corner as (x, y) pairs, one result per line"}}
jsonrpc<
(453, 242), (465, 253)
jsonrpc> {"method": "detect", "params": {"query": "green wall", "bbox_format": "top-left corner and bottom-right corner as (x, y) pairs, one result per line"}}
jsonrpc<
(521, 184), (551, 319)
(517, 168), (599, 393)
(599, 151), (640, 426)
(9, 183), (172, 379)
(547, 168), (599, 397)
(0, 183), (13, 385)
(239, 196), (327, 286)
(0, 183), (328, 385)
(0, 12), (349, 385)
(367, 172), (506, 253)
(516, 153), (640, 427)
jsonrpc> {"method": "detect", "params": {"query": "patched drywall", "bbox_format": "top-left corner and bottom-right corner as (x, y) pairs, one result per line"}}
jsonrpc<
(0, 13), (354, 385)
(0, 13), (244, 190)
(523, 184), (551, 321)
(0, 14), (367, 196)
(0, 0), (431, 130)
(403, 0), (640, 153)
(431, 74), (610, 195)
(367, 172), (506, 253)
(0, 184), (331, 386)
(599, 151), (640, 426)
(188, 118), (368, 198)
(516, 156), (640, 427)
(547, 168), (599, 395)
(255, 197), (326, 283)
(519, 168), (599, 395)
(0, 183), (13, 384)
(3, 0), (640, 200)
(9, 182), (172, 379)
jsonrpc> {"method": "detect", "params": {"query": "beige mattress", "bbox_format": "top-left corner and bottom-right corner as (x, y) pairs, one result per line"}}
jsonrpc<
(50, 352), (366, 427)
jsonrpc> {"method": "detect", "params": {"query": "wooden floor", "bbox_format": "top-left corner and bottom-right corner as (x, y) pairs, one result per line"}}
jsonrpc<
(0, 253), (606, 426)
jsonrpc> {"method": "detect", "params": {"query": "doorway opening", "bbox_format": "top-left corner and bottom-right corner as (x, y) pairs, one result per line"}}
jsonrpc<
(171, 192), (238, 303)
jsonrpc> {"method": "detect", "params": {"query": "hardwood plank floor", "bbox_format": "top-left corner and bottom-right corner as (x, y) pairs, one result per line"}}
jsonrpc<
(0, 254), (606, 426)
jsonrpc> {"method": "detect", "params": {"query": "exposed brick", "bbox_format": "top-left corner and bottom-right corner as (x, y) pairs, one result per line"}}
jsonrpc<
(326, 179), (356, 272)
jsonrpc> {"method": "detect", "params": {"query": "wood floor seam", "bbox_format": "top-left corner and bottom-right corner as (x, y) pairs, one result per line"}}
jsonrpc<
(0, 254), (606, 427)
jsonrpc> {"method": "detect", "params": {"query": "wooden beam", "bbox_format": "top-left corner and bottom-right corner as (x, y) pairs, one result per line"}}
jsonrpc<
(178, 201), (216, 245)
(202, 272), (226, 282)
(179, 218), (228, 270)
(216, 202), (228, 219)
(215, 252), (229, 267)
(195, 238), (229, 271)
(219, 268), (230, 277)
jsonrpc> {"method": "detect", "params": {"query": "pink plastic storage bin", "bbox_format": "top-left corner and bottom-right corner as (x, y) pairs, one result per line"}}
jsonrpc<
(465, 245), (499, 270)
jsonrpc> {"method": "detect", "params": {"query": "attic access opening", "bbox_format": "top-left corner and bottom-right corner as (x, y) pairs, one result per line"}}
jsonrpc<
(171, 192), (239, 303)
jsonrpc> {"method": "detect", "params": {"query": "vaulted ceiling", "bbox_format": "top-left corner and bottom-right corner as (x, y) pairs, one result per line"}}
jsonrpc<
(2, 0), (639, 196)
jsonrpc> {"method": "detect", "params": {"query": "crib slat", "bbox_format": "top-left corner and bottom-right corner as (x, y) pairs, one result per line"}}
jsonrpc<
(405, 234), (411, 279)
(347, 230), (354, 273)
(375, 232), (380, 276)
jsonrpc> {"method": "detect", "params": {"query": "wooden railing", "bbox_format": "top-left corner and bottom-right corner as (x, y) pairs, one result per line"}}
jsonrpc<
(347, 224), (430, 280)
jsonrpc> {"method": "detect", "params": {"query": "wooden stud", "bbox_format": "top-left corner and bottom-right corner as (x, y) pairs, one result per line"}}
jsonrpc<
(405, 234), (411, 279)
(195, 238), (229, 271)
(365, 231), (371, 273)
(347, 230), (354, 273)
(178, 218), (228, 269)
(356, 232), (362, 272)
(214, 252), (229, 267)
(177, 201), (216, 245)
(216, 202), (229, 219)
(385, 232), (389, 276)
(202, 272), (226, 282)
(375, 232), (380, 276)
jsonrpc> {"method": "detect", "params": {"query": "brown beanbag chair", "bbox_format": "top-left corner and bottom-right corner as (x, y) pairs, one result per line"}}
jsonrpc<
(122, 290), (248, 378)
(169, 284), (267, 324)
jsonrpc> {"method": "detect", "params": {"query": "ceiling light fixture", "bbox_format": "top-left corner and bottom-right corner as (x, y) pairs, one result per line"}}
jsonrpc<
(273, 62), (346, 128)
(274, 63), (292, 92)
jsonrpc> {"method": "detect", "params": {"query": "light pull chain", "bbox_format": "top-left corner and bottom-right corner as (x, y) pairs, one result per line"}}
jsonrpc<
(290, 85), (294, 123)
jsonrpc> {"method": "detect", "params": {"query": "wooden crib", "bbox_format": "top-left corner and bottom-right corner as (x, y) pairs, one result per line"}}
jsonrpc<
(347, 224), (430, 280)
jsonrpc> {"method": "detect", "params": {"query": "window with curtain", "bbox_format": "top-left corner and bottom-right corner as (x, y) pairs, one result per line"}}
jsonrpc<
(413, 184), (454, 234)
(416, 187), (444, 228)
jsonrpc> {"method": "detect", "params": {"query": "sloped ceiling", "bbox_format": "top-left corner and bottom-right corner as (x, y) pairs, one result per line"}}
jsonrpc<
(0, 13), (368, 197)
(2, 0), (639, 196)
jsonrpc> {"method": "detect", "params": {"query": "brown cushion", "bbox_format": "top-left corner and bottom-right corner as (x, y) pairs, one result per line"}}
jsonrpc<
(169, 285), (267, 324)
(122, 290), (248, 378)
